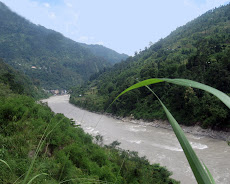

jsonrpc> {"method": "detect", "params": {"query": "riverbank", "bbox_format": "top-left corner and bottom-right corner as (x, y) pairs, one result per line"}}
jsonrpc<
(101, 113), (230, 142)
(67, 95), (230, 141)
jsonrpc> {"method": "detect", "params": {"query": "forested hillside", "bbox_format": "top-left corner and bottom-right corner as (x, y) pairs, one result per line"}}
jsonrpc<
(0, 2), (126, 89)
(0, 64), (178, 184)
(70, 4), (230, 130)
(0, 59), (48, 99)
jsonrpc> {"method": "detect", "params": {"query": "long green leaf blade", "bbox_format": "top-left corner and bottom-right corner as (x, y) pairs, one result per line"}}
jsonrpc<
(111, 78), (224, 184)
(0, 159), (11, 171)
(203, 162), (216, 184)
(145, 85), (213, 184)
(27, 173), (48, 184)
(161, 78), (230, 109)
(159, 100), (212, 184)
(111, 78), (164, 103)
(112, 78), (230, 109)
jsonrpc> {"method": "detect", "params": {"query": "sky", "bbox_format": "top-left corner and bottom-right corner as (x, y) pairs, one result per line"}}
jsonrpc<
(1, 0), (230, 55)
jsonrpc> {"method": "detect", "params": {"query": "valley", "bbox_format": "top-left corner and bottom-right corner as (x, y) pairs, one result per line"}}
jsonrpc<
(0, 1), (230, 183)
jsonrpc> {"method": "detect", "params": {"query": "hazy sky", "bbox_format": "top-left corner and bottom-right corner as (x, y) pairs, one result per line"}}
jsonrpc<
(1, 0), (230, 55)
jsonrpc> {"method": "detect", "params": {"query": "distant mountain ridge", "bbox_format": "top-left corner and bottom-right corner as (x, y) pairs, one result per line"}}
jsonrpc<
(80, 43), (128, 64)
(0, 2), (126, 89)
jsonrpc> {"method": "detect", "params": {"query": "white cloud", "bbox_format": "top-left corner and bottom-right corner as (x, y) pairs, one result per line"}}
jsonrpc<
(66, 3), (73, 8)
(64, 0), (73, 8)
(43, 3), (50, 8)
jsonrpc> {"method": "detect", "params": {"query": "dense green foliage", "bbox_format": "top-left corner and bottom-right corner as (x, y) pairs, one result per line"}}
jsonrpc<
(0, 59), (48, 99)
(0, 2), (126, 89)
(70, 4), (230, 130)
(80, 43), (129, 64)
(0, 88), (178, 183)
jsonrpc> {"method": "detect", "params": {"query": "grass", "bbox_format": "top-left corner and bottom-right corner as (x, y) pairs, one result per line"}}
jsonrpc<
(112, 78), (230, 184)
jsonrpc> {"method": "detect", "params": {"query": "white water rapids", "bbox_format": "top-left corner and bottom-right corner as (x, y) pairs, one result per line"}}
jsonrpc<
(42, 95), (230, 184)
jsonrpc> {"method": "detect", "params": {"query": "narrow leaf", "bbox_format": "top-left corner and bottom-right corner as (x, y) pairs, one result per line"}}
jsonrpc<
(111, 78), (223, 184)
(144, 85), (213, 183)
(27, 173), (48, 184)
(159, 100), (212, 184)
(111, 78), (164, 104)
(23, 116), (65, 184)
(203, 162), (216, 184)
(22, 125), (50, 184)
(112, 78), (230, 109)
(161, 78), (230, 109)
(0, 159), (11, 171)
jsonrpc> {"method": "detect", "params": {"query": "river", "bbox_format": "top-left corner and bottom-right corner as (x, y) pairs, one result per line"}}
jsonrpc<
(42, 95), (230, 184)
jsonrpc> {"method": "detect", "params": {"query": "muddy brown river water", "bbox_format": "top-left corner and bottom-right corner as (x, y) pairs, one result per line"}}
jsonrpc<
(42, 95), (230, 184)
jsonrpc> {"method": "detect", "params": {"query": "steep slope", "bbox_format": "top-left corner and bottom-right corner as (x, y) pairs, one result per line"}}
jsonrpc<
(70, 4), (230, 130)
(0, 2), (126, 89)
(80, 43), (129, 64)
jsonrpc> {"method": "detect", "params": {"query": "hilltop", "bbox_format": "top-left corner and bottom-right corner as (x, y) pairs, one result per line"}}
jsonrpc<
(0, 2), (127, 89)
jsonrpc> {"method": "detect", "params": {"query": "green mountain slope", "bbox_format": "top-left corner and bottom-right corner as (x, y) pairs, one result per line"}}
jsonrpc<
(70, 4), (230, 130)
(0, 2), (125, 89)
(0, 59), (48, 99)
(80, 43), (129, 64)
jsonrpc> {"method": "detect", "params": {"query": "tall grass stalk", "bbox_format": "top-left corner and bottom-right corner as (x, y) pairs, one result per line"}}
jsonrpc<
(13, 173), (25, 184)
(59, 178), (114, 184)
(21, 124), (50, 184)
(22, 115), (68, 184)
(27, 173), (48, 184)
(112, 78), (230, 184)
